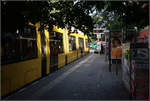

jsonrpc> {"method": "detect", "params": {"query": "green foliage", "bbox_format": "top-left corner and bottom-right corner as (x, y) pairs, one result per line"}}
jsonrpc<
(2, 1), (94, 34)
(2, 0), (149, 35)
(96, 1), (149, 30)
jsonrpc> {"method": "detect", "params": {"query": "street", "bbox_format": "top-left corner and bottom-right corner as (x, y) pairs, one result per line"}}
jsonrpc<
(2, 1), (149, 100)
(5, 54), (129, 100)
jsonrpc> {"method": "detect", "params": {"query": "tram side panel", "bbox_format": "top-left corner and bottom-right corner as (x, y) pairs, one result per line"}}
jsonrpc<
(44, 28), (50, 74)
(83, 37), (86, 56)
(58, 28), (66, 68)
(52, 26), (66, 69)
(84, 36), (89, 55)
(1, 23), (42, 96)
(78, 34), (85, 57)
(67, 51), (78, 64)
(76, 34), (81, 59)
(57, 31), (66, 68)
(58, 53), (66, 68)
(68, 33), (78, 64)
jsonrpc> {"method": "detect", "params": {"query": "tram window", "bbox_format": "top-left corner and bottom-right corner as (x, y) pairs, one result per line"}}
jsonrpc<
(79, 38), (84, 50)
(1, 25), (37, 65)
(49, 32), (64, 54)
(69, 36), (76, 51)
(21, 39), (37, 59)
(57, 33), (64, 53)
(86, 39), (88, 48)
(1, 32), (20, 64)
(20, 26), (37, 60)
(21, 26), (36, 38)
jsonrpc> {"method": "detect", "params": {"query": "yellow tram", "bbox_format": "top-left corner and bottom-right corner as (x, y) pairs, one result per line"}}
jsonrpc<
(1, 22), (89, 97)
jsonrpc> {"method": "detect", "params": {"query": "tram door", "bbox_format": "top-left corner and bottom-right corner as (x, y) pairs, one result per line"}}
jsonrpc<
(49, 32), (59, 73)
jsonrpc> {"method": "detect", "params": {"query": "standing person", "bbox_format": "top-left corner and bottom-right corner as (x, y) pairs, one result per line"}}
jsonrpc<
(97, 40), (101, 54)
(99, 40), (102, 54)
(101, 44), (104, 54)
(114, 39), (122, 58)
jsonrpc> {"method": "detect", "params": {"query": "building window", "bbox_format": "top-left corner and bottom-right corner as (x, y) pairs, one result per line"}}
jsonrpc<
(1, 25), (38, 65)
(69, 36), (76, 51)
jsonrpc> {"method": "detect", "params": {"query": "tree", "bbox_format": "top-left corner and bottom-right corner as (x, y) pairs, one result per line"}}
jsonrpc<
(94, 0), (149, 30)
(1, 0), (94, 34)
(2, 0), (149, 36)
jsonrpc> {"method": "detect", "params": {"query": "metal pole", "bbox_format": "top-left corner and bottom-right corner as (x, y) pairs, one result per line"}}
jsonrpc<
(65, 25), (68, 65)
(98, 38), (100, 56)
(109, 31), (111, 72)
(105, 32), (107, 61)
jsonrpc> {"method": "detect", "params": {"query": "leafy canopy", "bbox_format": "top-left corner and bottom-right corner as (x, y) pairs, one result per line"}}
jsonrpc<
(2, 0), (149, 35)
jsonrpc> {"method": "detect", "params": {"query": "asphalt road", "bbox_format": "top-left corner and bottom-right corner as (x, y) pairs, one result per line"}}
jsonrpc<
(4, 54), (130, 100)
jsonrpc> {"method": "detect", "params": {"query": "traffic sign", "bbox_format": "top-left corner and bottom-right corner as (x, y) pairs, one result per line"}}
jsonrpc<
(97, 34), (101, 38)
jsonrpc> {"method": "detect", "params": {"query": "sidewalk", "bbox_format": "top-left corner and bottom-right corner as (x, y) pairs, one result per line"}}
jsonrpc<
(4, 54), (129, 100)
